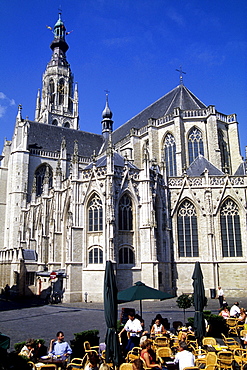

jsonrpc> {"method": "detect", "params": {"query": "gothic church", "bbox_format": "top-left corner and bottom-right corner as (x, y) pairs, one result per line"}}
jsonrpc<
(0, 14), (246, 302)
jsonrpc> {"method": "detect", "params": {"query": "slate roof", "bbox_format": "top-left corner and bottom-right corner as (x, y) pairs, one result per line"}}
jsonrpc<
(84, 151), (139, 170)
(234, 162), (246, 176)
(112, 84), (207, 144)
(27, 121), (104, 157)
(186, 155), (224, 177)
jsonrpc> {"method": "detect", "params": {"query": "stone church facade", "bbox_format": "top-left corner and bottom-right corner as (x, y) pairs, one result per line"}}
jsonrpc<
(0, 15), (246, 302)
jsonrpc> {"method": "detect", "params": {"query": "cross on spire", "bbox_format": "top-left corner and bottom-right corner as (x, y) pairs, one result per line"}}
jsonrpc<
(176, 66), (186, 85)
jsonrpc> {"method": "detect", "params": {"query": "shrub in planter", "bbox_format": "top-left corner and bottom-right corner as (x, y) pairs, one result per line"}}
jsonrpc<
(70, 329), (99, 359)
(207, 314), (227, 338)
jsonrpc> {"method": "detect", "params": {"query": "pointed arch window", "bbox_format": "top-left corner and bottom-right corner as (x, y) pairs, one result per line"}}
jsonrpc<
(35, 164), (53, 196)
(58, 79), (65, 105)
(220, 199), (242, 257)
(188, 127), (204, 165)
(177, 200), (199, 257)
(49, 79), (55, 105)
(88, 195), (103, 231)
(218, 129), (230, 173)
(52, 119), (58, 126)
(119, 194), (133, 230)
(164, 133), (177, 176)
(119, 246), (134, 264)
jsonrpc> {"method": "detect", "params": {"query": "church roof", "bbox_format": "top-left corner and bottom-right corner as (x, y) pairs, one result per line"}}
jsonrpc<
(186, 154), (224, 176)
(84, 151), (139, 170)
(112, 84), (206, 144)
(27, 121), (104, 157)
(234, 162), (246, 176)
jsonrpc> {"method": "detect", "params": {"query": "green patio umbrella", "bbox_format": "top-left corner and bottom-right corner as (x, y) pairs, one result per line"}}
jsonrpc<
(0, 332), (10, 350)
(192, 261), (206, 343)
(104, 261), (121, 367)
(117, 281), (174, 317)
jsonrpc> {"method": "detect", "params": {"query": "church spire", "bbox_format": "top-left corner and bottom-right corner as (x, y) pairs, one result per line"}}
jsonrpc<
(102, 92), (113, 139)
(49, 13), (69, 67)
(35, 13), (79, 129)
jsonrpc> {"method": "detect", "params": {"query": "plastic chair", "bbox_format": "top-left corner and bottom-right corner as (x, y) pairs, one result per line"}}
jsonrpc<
(27, 361), (36, 370)
(119, 363), (135, 370)
(195, 350), (214, 368)
(156, 347), (173, 364)
(153, 336), (170, 349)
(234, 348), (247, 370)
(67, 357), (84, 367)
(125, 347), (142, 362)
(83, 341), (99, 352)
(226, 318), (238, 336)
(37, 365), (57, 370)
(202, 337), (217, 346)
(217, 350), (233, 370)
(186, 334), (197, 347)
(222, 337), (240, 351)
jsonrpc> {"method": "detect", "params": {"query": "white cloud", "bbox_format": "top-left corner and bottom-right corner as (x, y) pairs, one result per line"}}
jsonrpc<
(0, 92), (16, 118)
(166, 8), (185, 27)
(0, 106), (7, 118)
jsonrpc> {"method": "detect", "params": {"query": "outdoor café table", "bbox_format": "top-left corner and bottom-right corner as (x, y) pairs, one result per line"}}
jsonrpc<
(37, 356), (68, 369)
(165, 360), (177, 370)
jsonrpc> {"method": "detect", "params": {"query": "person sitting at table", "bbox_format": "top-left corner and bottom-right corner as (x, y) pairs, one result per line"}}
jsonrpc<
(85, 351), (100, 370)
(177, 327), (188, 342)
(219, 306), (230, 319)
(19, 339), (35, 359)
(33, 340), (47, 361)
(132, 358), (144, 370)
(140, 338), (162, 369)
(150, 318), (166, 338)
(230, 302), (240, 317)
(174, 341), (195, 370)
(48, 331), (72, 359)
(238, 308), (246, 323)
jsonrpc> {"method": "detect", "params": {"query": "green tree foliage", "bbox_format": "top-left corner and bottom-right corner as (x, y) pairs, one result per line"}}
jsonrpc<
(176, 294), (192, 323)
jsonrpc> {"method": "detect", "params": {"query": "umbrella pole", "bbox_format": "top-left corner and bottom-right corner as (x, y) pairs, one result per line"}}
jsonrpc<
(140, 300), (142, 318)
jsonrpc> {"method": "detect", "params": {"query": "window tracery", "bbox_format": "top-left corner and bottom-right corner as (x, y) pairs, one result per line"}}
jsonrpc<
(164, 133), (177, 176)
(177, 200), (199, 257)
(188, 127), (204, 164)
(118, 194), (133, 230)
(88, 195), (103, 231)
(220, 199), (242, 257)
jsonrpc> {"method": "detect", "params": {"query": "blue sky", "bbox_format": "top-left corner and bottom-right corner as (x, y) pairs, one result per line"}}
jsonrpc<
(1, 0), (246, 156)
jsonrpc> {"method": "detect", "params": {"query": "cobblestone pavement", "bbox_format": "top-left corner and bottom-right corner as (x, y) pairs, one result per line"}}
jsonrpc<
(1, 295), (246, 351)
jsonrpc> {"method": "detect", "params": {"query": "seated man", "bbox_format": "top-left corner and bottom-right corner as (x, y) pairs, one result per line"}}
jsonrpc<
(230, 302), (240, 318)
(48, 331), (72, 360)
(174, 341), (195, 370)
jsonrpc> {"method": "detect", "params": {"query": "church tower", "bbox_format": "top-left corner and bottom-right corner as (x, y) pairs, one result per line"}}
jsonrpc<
(35, 13), (79, 129)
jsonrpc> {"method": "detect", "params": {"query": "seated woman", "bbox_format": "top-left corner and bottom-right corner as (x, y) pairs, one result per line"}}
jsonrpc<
(150, 319), (166, 338)
(140, 339), (162, 369)
(85, 352), (100, 370)
(19, 339), (35, 359)
(219, 306), (230, 319)
(238, 308), (246, 323)
(177, 328), (188, 342)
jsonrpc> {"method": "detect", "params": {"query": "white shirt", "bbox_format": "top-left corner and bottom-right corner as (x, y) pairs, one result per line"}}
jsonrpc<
(230, 304), (240, 317)
(174, 350), (195, 370)
(124, 318), (142, 337)
(218, 288), (224, 296)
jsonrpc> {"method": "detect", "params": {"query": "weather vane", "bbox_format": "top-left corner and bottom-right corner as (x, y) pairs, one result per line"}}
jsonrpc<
(176, 66), (186, 85)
